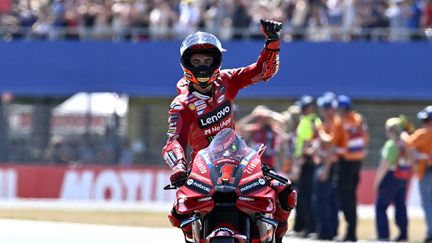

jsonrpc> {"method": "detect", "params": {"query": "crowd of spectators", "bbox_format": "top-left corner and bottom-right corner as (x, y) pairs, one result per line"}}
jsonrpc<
(7, 126), (145, 166)
(0, 0), (431, 42)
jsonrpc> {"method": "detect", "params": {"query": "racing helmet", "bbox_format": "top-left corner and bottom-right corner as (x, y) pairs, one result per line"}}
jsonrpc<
(180, 32), (225, 88)
(417, 105), (432, 121)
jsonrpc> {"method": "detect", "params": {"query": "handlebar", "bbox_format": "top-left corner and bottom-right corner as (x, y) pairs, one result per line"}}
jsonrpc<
(164, 163), (289, 190)
(261, 163), (289, 184)
(163, 173), (188, 190)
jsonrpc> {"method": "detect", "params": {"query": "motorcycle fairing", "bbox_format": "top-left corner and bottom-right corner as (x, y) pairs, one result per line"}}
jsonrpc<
(173, 128), (279, 242)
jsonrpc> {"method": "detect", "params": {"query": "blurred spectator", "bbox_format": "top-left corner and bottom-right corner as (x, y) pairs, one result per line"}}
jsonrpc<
(293, 95), (321, 237)
(0, 0), (431, 41)
(202, 0), (230, 38)
(77, 133), (97, 164)
(32, 7), (54, 40)
(128, 0), (151, 41)
(119, 140), (135, 166)
(290, 0), (311, 40)
(281, 105), (301, 176)
(404, 105), (432, 243)
(325, 0), (344, 40)
(174, 0), (201, 39)
(312, 94), (340, 240)
(386, 0), (410, 41)
(334, 94), (369, 242)
(43, 137), (70, 165)
(17, 0), (38, 31)
(149, 0), (177, 39)
(111, 0), (132, 41)
(423, 0), (432, 28)
(231, 0), (251, 39)
(374, 117), (410, 241)
(236, 105), (287, 170)
(359, 0), (389, 40)
(0, 0), (11, 14)
(406, 0), (424, 40)
(91, 2), (112, 40)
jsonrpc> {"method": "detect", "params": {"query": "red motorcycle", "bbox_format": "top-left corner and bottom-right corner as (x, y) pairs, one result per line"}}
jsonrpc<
(165, 128), (291, 243)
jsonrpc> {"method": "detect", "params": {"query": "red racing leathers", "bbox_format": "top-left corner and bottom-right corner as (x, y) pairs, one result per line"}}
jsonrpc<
(162, 40), (297, 240)
(162, 40), (280, 167)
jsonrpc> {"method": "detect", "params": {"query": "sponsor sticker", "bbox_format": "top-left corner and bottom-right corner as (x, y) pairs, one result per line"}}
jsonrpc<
(239, 179), (267, 193)
(198, 101), (231, 128)
(217, 95), (225, 104)
(185, 178), (212, 194)
(194, 159), (208, 174)
(219, 84), (225, 94)
(170, 101), (184, 111)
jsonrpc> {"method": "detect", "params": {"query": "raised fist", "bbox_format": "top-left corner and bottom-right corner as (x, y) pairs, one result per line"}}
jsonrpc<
(260, 19), (283, 41)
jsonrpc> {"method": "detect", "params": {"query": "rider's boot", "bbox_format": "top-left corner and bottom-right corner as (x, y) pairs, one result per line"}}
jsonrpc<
(168, 207), (193, 242)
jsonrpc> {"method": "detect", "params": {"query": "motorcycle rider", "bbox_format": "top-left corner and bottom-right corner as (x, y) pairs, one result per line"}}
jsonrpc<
(162, 19), (296, 243)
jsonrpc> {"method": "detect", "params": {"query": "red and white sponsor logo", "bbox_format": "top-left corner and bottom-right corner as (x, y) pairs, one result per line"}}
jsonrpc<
(0, 165), (422, 206)
(0, 165), (175, 202)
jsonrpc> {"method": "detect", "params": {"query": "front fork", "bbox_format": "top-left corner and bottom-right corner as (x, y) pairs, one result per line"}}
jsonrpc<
(181, 211), (277, 243)
(255, 213), (278, 243)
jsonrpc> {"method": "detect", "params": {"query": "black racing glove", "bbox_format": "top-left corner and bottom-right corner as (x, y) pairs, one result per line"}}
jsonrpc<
(260, 19), (282, 41)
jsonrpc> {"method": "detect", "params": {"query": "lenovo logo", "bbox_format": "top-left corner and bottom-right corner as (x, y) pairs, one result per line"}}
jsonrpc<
(198, 101), (231, 128)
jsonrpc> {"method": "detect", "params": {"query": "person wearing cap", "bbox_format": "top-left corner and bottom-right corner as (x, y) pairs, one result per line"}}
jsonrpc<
(312, 94), (341, 240)
(374, 117), (411, 242)
(404, 106), (432, 243)
(236, 105), (288, 170)
(161, 20), (297, 243)
(334, 94), (369, 242)
(280, 105), (301, 175)
(292, 95), (321, 237)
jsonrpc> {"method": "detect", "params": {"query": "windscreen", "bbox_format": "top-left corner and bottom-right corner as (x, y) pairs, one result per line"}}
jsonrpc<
(206, 128), (250, 162)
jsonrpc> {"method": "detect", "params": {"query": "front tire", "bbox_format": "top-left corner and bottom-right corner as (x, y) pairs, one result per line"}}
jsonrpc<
(211, 237), (236, 243)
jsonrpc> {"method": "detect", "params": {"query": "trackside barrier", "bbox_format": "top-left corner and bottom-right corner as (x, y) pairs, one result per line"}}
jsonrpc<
(0, 164), (421, 207)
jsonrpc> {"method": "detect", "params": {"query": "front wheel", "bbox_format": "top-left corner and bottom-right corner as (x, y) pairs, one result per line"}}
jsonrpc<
(211, 237), (236, 243)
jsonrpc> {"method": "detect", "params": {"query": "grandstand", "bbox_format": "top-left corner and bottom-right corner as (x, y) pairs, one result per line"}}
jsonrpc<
(0, 0), (431, 42)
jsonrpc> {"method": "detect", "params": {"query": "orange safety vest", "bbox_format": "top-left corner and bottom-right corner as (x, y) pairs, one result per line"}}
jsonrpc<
(326, 115), (345, 157)
(405, 128), (432, 179)
(341, 111), (369, 161)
